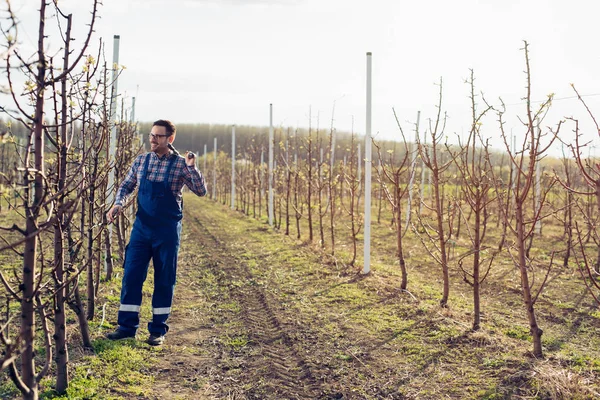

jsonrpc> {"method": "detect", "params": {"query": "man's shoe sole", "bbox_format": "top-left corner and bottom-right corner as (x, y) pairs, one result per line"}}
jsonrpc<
(146, 336), (165, 346)
(106, 332), (135, 341)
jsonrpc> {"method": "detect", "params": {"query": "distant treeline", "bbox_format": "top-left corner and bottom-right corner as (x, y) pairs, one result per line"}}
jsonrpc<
(0, 117), (565, 170)
(139, 121), (420, 165)
(137, 121), (566, 171)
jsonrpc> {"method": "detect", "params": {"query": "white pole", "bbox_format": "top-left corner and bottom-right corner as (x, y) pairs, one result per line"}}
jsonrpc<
(203, 143), (207, 173)
(419, 128), (427, 215)
(268, 104), (274, 226)
(330, 128), (336, 170)
(406, 111), (420, 231)
(107, 34), (120, 206)
(363, 52), (372, 275)
(130, 96), (135, 124)
(130, 96), (137, 154)
(213, 137), (217, 201)
(261, 149), (265, 199)
(106, 34), (120, 273)
(358, 143), (362, 192)
(231, 125), (236, 210)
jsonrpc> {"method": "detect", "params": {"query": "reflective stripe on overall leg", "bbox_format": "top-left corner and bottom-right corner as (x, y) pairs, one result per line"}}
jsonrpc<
(148, 221), (182, 336)
(117, 221), (152, 335)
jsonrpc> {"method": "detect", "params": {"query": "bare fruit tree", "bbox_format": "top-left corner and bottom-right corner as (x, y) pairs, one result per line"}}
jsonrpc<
(414, 78), (455, 307)
(564, 86), (600, 305)
(341, 129), (362, 266)
(447, 70), (498, 330)
(373, 109), (411, 290)
(491, 41), (561, 358)
(0, 1), (103, 397)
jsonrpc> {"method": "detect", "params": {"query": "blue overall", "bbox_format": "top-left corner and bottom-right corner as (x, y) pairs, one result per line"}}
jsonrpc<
(117, 153), (182, 336)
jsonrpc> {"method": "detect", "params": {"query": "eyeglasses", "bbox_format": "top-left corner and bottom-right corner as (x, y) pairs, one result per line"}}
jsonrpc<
(148, 133), (169, 139)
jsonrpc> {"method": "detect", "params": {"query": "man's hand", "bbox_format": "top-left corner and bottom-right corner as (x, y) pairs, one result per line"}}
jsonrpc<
(106, 205), (122, 224)
(185, 151), (196, 167)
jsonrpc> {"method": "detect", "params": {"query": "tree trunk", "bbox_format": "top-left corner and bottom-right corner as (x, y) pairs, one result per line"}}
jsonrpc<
(53, 221), (68, 393)
(307, 138), (313, 242)
(20, 3), (48, 396)
(103, 216), (113, 280)
(516, 202), (543, 357)
(595, 182), (600, 269)
(396, 182), (407, 290)
(285, 161), (291, 236)
(433, 168), (449, 307)
(86, 162), (96, 320)
(317, 160), (325, 247)
(472, 197), (481, 331)
(68, 281), (93, 349)
(53, 15), (73, 392)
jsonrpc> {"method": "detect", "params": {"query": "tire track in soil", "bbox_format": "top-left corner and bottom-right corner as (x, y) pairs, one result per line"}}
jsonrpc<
(192, 215), (322, 399)
(148, 245), (216, 399)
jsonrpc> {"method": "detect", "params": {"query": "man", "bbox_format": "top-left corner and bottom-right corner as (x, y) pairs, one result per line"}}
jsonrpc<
(105, 119), (206, 346)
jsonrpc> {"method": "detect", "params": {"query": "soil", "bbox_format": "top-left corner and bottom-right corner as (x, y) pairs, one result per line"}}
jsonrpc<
(146, 205), (333, 399)
(103, 197), (600, 399)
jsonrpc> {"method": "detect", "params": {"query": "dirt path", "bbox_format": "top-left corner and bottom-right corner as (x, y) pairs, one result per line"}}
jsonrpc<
(145, 231), (216, 399)
(148, 206), (325, 399)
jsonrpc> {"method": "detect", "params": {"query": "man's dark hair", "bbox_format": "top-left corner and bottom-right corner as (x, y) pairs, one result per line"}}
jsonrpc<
(153, 119), (176, 136)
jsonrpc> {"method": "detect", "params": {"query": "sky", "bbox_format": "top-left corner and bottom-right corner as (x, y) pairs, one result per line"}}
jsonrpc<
(3, 0), (600, 156)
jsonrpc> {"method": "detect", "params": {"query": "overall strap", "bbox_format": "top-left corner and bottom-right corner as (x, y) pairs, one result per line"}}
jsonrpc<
(163, 153), (177, 189)
(141, 153), (152, 181)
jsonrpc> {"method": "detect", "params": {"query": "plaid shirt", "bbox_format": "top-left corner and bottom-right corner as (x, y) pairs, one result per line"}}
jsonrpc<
(115, 151), (207, 207)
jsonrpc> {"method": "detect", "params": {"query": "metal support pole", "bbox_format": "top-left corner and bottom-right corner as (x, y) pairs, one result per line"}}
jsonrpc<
(363, 52), (372, 275)
(268, 104), (274, 226)
(203, 143), (207, 175)
(106, 34), (120, 273)
(406, 111), (420, 231)
(213, 137), (217, 200)
(231, 125), (236, 210)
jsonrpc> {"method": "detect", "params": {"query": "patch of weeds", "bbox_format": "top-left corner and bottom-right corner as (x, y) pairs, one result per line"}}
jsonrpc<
(244, 258), (259, 269)
(319, 283), (373, 306)
(224, 334), (248, 351)
(426, 324), (460, 341)
(88, 319), (112, 331)
(230, 278), (246, 288)
(0, 374), (20, 399)
(41, 339), (155, 399)
(482, 357), (505, 369)
(283, 255), (308, 269)
(477, 387), (505, 400)
(40, 378), (123, 400)
(349, 307), (409, 333)
(554, 300), (576, 310)
(542, 335), (564, 351)
(105, 294), (120, 303)
(335, 352), (353, 361)
(568, 352), (600, 373)
(219, 301), (241, 313)
(419, 284), (443, 304)
(504, 325), (531, 341)
(391, 326), (418, 342)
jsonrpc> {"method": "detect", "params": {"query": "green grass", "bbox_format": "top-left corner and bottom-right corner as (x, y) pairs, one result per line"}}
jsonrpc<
(504, 325), (531, 341)
(2, 190), (600, 399)
(187, 195), (600, 398)
(41, 339), (156, 400)
(224, 334), (249, 351)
